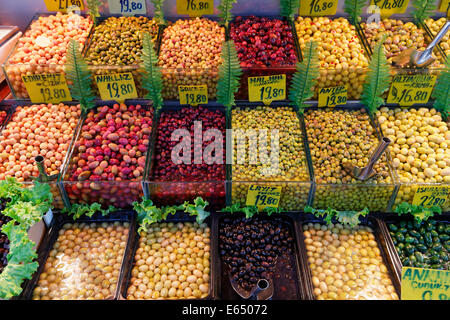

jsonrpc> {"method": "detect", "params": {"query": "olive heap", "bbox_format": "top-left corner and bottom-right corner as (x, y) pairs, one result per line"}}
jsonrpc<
(303, 222), (398, 300)
(388, 219), (449, 270)
(219, 217), (294, 293)
(126, 222), (210, 300)
(158, 18), (225, 99)
(0, 111), (7, 126)
(231, 106), (310, 210)
(32, 221), (129, 300)
(425, 18), (450, 58)
(5, 12), (93, 98)
(295, 17), (368, 100)
(304, 109), (393, 211)
(376, 107), (450, 210)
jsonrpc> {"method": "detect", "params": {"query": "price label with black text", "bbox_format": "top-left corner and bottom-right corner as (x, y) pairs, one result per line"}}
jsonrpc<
(248, 74), (286, 105)
(44, 0), (85, 11)
(177, 0), (214, 16)
(387, 74), (437, 106)
(371, 0), (409, 16)
(95, 72), (138, 103)
(318, 85), (347, 107)
(299, 0), (338, 16)
(401, 267), (450, 300)
(108, 0), (147, 15)
(412, 186), (449, 208)
(246, 185), (282, 210)
(22, 73), (72, 104)
(439, 0), (450, 15)
(179, 85), (208, 106)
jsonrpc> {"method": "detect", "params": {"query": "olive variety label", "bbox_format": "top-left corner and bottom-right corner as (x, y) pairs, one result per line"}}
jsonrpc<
(412, 186), (449, 208)
(246, 185), (282, 210)
(318, 85), (347, 107)
(95, 72), (138, 103)
(439, 0), (450, 15)
(108, 0), (147, 15)
(401, 267), (450, 300)
(22, 73), (72, 104)
(248, 75), (286, 105)
(178, 85), (208, 106)
(44, 0), (85, 11)
(177, 0), (214, 16)
(299, 0), (338, 16)
(387, 75), (437, 106)
(370, 0), (409, 16)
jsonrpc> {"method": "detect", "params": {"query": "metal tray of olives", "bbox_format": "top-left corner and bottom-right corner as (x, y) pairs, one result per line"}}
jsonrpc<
(377, 214), (450, 282)
(216, 213), (307, 300)
(117, 212), (217, 300)
(296, 214), (401, 300)
(20, 210), (137, 300)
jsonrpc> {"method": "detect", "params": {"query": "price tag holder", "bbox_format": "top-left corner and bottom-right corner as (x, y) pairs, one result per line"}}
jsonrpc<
(412, 186), (449, 208)
(387, 74), (437, 106)
(439, 0), (450, 16)
(401, 267), (450, 300)
(299, 0), (338, 16)
(179, 85), (208, 106)
(246, 185), (282, 211)
(318, 85), (347, 107)
(177, 0), (214, 16)
(22, 73), (72, 104)
(44, 0), (85, 11)
(108, 0), (147, 15)
(248, 74), (286, 105)
(95, 72), (138, 103)
(370, 0), (409, 17)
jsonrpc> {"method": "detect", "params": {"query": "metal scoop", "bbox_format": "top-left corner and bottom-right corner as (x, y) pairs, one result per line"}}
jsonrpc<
(33, 155), (58, 182)
(392, 20), (450, 68)
(229, 275), (273, 300)
(342, 137), (391, 181)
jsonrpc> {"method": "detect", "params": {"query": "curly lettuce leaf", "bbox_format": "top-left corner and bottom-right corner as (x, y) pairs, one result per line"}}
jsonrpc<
(62, 202), (116, 220)
(394, 202), (441, 223)
(304, 206), (369, 227)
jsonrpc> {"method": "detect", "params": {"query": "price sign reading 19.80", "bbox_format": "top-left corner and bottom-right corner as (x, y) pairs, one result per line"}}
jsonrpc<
(248, 74), (286, 105)
(299, 0), (338, 16)
(412, 186), (449, 208)
(179, 85), (208, 106)
(95, 72), (138, 103)
(246, 185), (282, 210)
(22, 73), (72, 104)
(108, 0), (147, 15)
(44, 0), (85, 11)
(401, 267), (450, 300)
(177, 0), (214, 16)
(371, 0), (409, 17)
(318, 85), (347, 107)
(387, 74), (437, 106)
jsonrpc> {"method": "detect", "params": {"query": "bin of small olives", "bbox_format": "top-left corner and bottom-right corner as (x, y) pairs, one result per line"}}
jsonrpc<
(22, 211), (136, 300)
(119, 214), (214, 300)
(424, 17), (450, 59)
(298, 214), (401, 300)
(158, 17), (225, 100)
(294, 16), (370, 101)
(2, 12), (93, 100)
(376, 107), (450, 212)
(230, 105), (312, 211)
(83, 15), (160, 99)
(304, 107), (397, 212)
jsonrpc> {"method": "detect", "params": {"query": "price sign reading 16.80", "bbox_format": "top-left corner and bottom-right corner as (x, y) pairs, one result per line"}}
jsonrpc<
(177, 0), (214, 16)
(387, 75), (437, 106)
(299, 0), (338, 16)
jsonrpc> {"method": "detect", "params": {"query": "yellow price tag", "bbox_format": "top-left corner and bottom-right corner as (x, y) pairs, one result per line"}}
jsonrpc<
(401, 267), (450, 300)
(299, 0), (338, 16)
(22, 73), (72, 104)
(318, 86), (347, 107)
(412, 186), (449, 208)
(248, 75), (286, 105)
(177, 0), (214, 16)
(44, 0), (85, 12)
(178, 85), (208, 106)
(439, 0), (450, 15)
(370, 0), (409, 17)
(107, 0), (147, 15)
(95, 72), (138, 103)
(387, 75), (437, 106)
(246, 185), (282, 210)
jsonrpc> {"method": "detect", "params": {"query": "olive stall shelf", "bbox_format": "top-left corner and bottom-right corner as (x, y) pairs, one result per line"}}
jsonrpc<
(424, 17), (450, 59)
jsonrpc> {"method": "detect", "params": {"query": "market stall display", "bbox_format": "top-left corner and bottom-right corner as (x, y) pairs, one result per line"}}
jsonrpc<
(425, 18), (450, 57)
(231, 106), (311, 211)
(4, 12), (93, 99)
(125, 221), (211, 300)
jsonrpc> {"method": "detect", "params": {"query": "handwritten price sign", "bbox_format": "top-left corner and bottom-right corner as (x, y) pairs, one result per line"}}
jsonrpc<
(371, 0), (409, 16)
(95, 72), (138, 103)
(412, 186), (449, 208)
(177, 0), (214, 16)
(387, 75), (437, 106)
(299, 0), (338, 16)
(108, 0), (147, 15)
(246, 185), (282, 210)
(439, 0), (450, 15)
(179, 85), (208, 106)
(318, 85), (347, 107)
(401, 267), (450, 300)
(22, 73), (72, 104)
(248, 74), (286, 105)
(44, 0), (85, 11)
